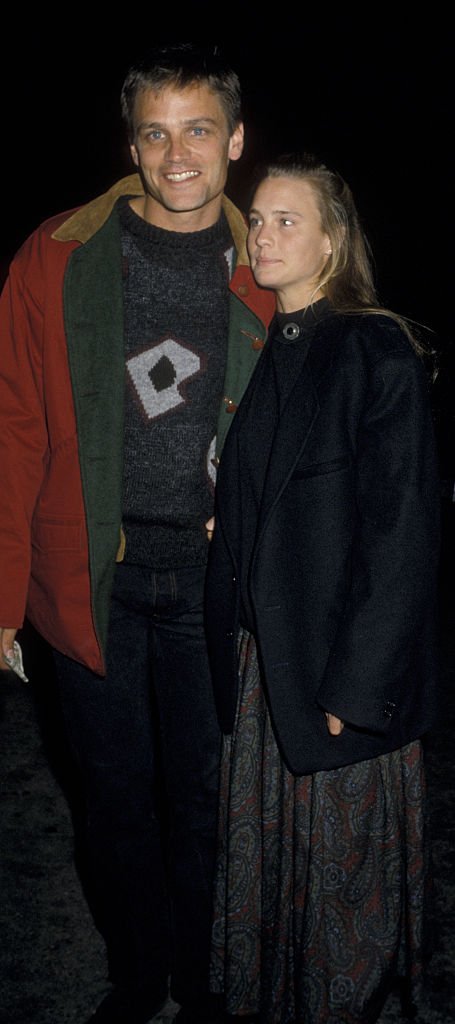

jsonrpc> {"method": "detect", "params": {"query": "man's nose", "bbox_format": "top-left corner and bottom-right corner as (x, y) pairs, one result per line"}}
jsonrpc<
(165, 133), (189, 162)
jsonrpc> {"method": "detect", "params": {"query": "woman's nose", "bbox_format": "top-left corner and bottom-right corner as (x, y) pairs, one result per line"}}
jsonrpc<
(256, 226), (271, 247)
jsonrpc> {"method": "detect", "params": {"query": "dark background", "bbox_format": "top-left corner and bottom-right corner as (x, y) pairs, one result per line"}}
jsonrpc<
(2, 12), (453, 480)
(0, 15), (454, 1022)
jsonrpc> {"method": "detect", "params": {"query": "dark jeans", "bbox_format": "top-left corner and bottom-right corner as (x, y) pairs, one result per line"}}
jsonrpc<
(53, 562), (221, 1006)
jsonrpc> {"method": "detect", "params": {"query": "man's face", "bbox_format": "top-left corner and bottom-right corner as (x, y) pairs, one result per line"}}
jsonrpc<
(130, 83), (244, 231)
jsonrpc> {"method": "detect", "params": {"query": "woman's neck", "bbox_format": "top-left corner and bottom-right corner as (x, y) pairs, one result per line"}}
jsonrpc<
(276, 286), (326, 314)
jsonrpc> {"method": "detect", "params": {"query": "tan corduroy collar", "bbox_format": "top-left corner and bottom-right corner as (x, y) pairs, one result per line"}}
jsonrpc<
(52, 173), (249, 265)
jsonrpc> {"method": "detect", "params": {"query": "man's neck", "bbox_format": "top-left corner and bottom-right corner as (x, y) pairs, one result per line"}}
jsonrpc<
(129, 195), (223, 233)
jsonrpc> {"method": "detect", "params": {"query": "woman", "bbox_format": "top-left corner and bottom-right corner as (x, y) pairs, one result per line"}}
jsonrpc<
(205, 154), (440, 1024)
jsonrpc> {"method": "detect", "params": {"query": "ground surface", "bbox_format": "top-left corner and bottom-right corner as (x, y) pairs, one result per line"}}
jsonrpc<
(1, 507), (453, 1024)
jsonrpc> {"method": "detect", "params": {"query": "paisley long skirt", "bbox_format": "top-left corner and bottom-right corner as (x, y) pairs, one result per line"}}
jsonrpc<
(210, 629), (428, 1024)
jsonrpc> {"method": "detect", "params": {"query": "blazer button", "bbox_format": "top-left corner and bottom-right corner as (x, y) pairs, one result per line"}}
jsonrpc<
(226, 630), (234, 638)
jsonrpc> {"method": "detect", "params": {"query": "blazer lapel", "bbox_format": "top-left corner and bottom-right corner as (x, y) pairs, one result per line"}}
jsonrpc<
(254, 316), (342, 546)
(216, 314), (342, 566)
(255, 342), (318, 544)
(216, 343), (271, 566)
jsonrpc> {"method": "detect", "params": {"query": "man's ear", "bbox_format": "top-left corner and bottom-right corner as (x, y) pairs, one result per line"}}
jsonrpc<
(228, 122), (244, 163)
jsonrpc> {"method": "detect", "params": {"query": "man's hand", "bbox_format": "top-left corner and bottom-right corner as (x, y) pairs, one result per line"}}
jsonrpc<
(0, 628), (18, 672)
(325, 712), (344, 735)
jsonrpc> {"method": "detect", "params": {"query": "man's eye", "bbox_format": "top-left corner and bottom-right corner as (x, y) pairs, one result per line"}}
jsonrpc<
(147, 130), (164, 141)
(281, 218), (293, 227)
(191, 126), (206, 136)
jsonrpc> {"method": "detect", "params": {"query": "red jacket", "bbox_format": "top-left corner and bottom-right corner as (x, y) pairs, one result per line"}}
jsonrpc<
(0, 175), (274, 674)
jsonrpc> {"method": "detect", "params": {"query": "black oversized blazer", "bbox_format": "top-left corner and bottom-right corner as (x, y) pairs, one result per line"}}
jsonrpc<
(205, 310), (441, 775)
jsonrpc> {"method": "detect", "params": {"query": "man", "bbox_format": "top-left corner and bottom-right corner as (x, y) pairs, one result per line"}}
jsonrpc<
(0, 44), (274, 1024)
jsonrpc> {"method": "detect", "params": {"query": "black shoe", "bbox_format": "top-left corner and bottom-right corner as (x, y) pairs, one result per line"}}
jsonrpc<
(224, 1016), (260, 1023)
(174, 997), (224, 1024)
(174, 1012), (224, 1024)
(85, 984), (167, 1023)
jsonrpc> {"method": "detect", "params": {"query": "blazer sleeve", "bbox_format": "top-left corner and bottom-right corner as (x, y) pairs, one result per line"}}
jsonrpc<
(316, 345), (440, 732)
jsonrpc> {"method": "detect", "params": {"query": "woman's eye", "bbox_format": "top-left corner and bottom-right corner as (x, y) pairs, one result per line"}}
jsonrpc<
(281, 218), (293, 227)
(248, 218), (261, 228)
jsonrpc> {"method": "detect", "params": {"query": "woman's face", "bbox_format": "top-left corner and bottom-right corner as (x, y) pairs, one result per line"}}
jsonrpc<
(247, 175), (331, 312)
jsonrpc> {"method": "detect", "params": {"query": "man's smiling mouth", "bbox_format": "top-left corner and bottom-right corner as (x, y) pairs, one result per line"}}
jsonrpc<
(164, 171), (200, 182)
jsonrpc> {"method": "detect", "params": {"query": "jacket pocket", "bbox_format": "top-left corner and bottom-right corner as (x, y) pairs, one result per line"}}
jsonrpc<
(291, 455), (350, 480)
(32, 515), (84, 552)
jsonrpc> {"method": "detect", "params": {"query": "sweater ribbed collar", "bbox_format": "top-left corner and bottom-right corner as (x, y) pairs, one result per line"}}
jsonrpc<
(117, 195), (232, 252)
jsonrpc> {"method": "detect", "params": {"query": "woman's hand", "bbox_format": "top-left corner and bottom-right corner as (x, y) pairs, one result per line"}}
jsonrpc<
(205, 516), (215, 541)
(325, 712), (344, 735)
